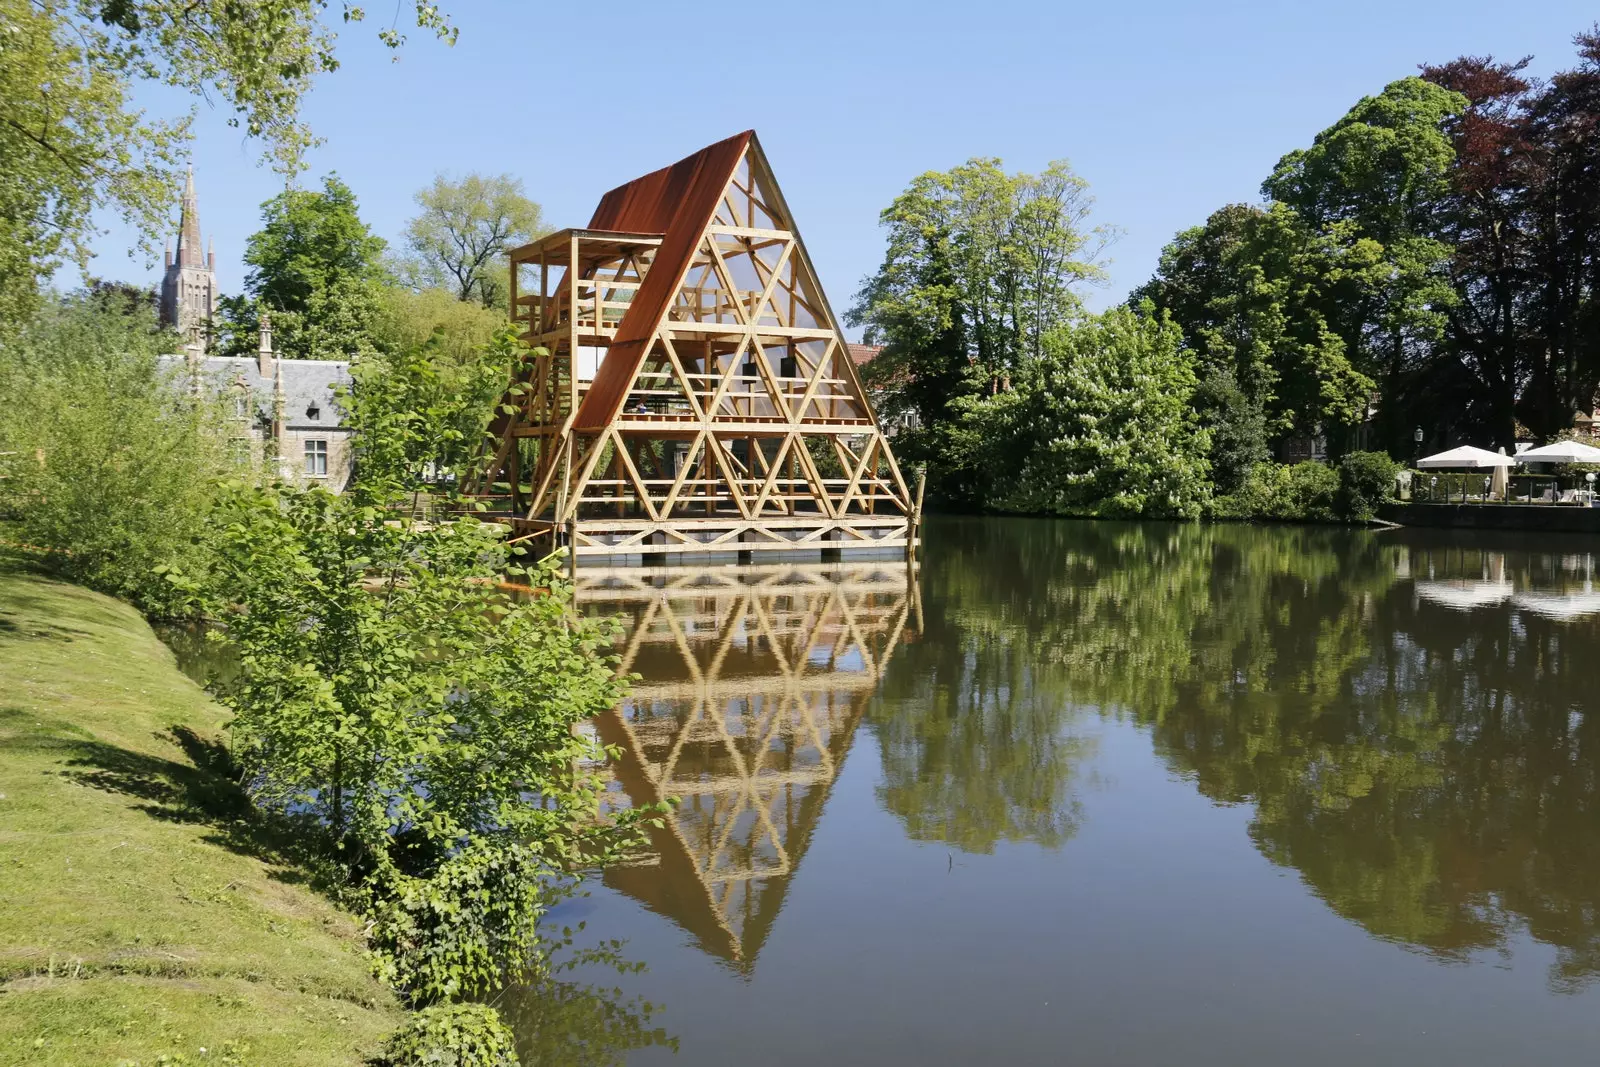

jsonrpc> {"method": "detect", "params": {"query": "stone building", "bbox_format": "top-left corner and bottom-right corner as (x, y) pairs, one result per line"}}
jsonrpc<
(159, 165), (218, 348)
(156, 165), (354, 490)
(163, 317), (355, 491)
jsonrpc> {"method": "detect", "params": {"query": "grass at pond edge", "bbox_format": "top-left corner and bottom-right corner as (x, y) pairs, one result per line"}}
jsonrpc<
(0, 564), (405, 1066)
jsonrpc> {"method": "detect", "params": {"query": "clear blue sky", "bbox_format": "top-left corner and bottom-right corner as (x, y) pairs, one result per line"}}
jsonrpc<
(86, 0), (1597, 334)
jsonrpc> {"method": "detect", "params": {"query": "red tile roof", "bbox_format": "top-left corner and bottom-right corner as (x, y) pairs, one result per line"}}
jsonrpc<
(847, 344), (882, 366)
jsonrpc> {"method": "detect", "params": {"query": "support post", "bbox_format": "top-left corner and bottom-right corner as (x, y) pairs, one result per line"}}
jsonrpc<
(567, 516), (578, 581)
(909, 467), (927, 560)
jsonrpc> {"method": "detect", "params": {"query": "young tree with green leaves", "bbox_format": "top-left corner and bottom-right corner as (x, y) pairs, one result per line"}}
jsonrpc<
(208, 484), (645, 1002)
(200, 326), (655, 1010)
(402, 173), (546, 308)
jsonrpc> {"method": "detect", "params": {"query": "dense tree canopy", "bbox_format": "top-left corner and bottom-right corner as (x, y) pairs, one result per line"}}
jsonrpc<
(1138, 30), (1600, 460)
(953, 305), (1213, 518)
(1138, 77), (1466, 467)
(216, 174), (389, 359)
(1421, 31), (1600, 443)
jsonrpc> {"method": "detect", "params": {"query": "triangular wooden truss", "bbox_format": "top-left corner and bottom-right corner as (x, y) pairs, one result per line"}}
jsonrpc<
(467, 132), (919, 564)
(586, 564), (919, 969)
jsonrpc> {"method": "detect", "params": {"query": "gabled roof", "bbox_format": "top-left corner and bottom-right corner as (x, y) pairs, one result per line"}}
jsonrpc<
(573, 131), (753, 430)
(157, 355), (351, 430)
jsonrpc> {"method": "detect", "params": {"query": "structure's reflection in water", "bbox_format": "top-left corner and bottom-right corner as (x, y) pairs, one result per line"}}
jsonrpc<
(578, 563), (918, 973)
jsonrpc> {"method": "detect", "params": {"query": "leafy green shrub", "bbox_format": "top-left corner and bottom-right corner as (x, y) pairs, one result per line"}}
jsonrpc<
(1214, 461), (1338, 522)
(367, 841), (550, 1005)
(383, 1004), (515, 1067)
(1335, 450), (1398, 521)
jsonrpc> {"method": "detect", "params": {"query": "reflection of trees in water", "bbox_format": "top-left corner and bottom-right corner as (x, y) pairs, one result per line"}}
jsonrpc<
(497, 948), (676, 1066)
(912, 519), (1600, 989)
(873, 617), (1092, 855)
(1260, 571), (1600, 991)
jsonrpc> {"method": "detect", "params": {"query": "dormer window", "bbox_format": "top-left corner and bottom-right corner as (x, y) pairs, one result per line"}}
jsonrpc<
(306, 402), (320, 421)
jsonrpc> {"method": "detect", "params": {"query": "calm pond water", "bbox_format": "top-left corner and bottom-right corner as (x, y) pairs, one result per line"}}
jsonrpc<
(522, 517), (1600, 1065)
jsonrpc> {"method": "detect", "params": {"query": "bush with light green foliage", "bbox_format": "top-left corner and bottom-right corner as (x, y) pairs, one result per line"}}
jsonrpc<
(1214, 460), (1340, 522)
(366, 841), (551, 1005)
(0, 289), (240, 616)
(956, 304), (1213, 519)
(1335, 450), (1399, 521)
(382, 1004), (516, 1067)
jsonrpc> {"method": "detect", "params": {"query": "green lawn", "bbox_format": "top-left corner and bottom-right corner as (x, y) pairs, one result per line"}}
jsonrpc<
(0, 567), (404, 1066)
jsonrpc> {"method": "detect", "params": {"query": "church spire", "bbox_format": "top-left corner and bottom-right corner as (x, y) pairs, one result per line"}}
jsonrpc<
(177, 164), (202, 267)
(161, 162), (217, 347)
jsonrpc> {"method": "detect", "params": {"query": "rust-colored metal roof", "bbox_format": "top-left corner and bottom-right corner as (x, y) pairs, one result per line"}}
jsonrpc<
(573, 131), (754, 431)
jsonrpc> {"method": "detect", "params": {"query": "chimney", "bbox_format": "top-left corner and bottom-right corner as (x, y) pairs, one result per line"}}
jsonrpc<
(184, 340), (204, 398)
(257, 310), (274, 378)
(273, 357), (287, 473)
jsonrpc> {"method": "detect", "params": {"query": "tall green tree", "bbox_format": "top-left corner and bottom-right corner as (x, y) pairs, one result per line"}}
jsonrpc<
(1423, 30), (1600, 444)
(850, 158), (1115, 503)
(204, 330), (653, 1006)
(216, 174), (389, 359)
(1141, 77), (1465, 462)
(1137, 203), (1377, 454)
(1262, 76), (1465, 450)
(402, 173), (546, 308)
(0, 0), (454, 336)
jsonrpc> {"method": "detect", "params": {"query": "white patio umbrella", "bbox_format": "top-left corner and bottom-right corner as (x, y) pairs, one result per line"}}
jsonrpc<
(1514, 440), (1600, 464)
(1416, 445), (1519, 469)
(1491, 447), (1510, 500)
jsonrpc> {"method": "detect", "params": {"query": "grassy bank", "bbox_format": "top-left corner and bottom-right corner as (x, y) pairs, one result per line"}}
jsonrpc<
(0, 566), (404, 1066)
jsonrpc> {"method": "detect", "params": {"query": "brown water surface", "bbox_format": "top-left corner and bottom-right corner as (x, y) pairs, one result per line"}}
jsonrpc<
(543, 517), (1600, 1065)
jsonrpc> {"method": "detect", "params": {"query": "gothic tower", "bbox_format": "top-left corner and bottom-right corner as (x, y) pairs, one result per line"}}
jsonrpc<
(160, 165), (218, 348)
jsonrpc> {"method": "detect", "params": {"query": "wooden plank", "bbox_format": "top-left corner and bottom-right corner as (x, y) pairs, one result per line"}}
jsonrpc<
(704, 225), (793, 241)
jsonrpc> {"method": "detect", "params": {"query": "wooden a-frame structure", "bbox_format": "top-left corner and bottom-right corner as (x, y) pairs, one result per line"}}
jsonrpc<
(467, 132), (918, 563)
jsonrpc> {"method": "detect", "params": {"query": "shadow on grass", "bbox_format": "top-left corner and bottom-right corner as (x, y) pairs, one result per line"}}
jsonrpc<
(55, 721), (344, 893)
(0, 609), (91, 642)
